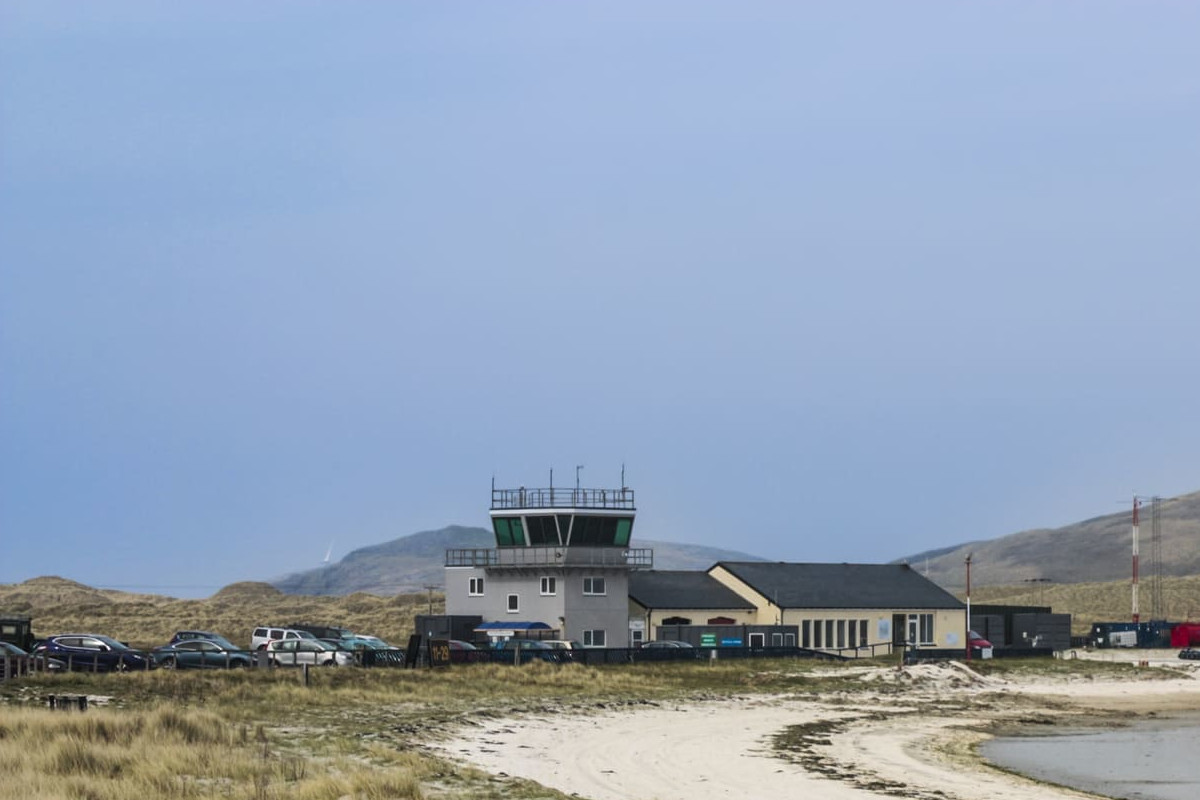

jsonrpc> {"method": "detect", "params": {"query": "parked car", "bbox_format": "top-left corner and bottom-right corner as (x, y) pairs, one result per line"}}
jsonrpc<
(286, 623), (353, 641)
(266, 638), (355, 667)
(542, 639), (585, 661)
(355, 634), (395, 649)
(319, 635), (389, 651)
(251, 626), (319, 651)
(0, 640), (65, 672)
(968, 631), (994, 650)
(167, 630), (233, 646)
(496, 639), (560, 663)
(642, 640), (694, 649)
(154, 637), (250, 670)
(35, 634), (153, 672)
(1179, 648), (1200, 661)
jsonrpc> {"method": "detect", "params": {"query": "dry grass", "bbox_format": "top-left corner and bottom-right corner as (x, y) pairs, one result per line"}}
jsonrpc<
(968, 574), (1200, 635)
(0, 577), (435, 649)
(0, 705), (430, 800)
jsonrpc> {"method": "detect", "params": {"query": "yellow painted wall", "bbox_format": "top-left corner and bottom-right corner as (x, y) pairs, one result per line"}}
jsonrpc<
(708, 565), (967, 651)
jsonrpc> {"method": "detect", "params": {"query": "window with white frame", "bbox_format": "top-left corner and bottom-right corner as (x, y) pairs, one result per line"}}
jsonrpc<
(468, 577), (484, 596)
(540, 576), (557, 596)
(909, 613), (934, 645)
(583, 629), (606, 647)
(582, 576), (606, 596)
(507, 593), (519, 613)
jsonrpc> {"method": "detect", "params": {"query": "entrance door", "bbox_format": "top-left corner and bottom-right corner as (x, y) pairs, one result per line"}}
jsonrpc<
(892, 614), (906, 648)
(749, 633), (765, 648)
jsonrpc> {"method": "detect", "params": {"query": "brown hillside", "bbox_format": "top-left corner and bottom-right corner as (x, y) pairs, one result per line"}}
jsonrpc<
(0, 578), (436, 650)
(912, 490), (1200, 589)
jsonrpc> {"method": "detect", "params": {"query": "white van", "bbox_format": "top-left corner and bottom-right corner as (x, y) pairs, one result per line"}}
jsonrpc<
(251, 626), (317, 651)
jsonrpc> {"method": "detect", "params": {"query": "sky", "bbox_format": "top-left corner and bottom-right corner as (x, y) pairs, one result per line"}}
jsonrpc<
(2, 3), (1198, 597)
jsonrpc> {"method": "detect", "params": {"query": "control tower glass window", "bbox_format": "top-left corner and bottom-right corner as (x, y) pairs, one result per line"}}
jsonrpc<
(492, 517), (524, 547)
(525, 515), (560, 546)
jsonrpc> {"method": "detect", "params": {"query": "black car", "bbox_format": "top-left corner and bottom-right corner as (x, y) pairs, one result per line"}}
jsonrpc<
(1179, 648), (1200, 661)
(154, 637), (251, 669)
(36, 634), (153, 672)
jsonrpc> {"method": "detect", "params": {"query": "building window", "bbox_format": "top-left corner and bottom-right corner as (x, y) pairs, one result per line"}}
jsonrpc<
(540, 576), (557, 596)
(908, 613), (934, 645)
(848, 620), (857, 648)
(507, 594), (519, 613)
(825, 620), (835, 649)
(630, 629), (644, 646)
(583, 629), (606, 647)
(813, 620), (823, 648)
(468, 577), (484, 596)
(837, 620), (846, 649)
(583, 576), (606, 596)
(860, 619), (869, 648)
(802, 620), (811, 648)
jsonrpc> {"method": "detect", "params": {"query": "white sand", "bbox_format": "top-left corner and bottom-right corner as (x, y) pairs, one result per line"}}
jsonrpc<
(434, 658), (1200, 800)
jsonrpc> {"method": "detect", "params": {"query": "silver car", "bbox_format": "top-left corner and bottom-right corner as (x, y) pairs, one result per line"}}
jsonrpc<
(266, 638), (355, 667)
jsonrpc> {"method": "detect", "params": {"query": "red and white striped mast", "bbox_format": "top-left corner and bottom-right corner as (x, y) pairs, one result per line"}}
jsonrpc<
(1131, 495), (1141, 624)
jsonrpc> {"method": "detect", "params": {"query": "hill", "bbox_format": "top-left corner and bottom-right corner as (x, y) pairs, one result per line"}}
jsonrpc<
(899, 490), (1200, 593)
(272, 526), (767, 596)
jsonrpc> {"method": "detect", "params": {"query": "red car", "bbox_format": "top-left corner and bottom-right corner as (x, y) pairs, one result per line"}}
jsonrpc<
(968, 631), (993, 650)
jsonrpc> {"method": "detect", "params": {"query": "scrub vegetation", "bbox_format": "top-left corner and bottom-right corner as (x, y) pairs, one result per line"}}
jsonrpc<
(2, 656), (1173, 800)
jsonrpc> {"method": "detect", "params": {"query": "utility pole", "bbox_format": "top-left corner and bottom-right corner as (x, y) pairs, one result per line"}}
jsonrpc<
(423, 584), (437, 617)
(1132, 496), (1141, 624)
(964, 553), (973, 662)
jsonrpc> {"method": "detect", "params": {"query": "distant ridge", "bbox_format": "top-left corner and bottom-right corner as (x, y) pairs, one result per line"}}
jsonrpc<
(273, 526), (767, 596)
(898, 490), (1200, 590)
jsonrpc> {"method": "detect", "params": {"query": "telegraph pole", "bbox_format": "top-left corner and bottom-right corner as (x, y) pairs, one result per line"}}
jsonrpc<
(964, 553), (973, 662)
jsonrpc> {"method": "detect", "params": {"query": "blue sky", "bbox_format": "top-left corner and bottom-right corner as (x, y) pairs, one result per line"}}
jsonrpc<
(2, 3), (1198, 597)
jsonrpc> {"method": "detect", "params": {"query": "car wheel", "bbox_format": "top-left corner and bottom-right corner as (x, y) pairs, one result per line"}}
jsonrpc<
(113, 660), (129, 673)
(161, 657), (178, 670)
(322, 659), (335, 666)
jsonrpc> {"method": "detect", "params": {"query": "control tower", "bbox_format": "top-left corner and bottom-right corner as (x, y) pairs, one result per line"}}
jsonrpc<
(444, 479), (653, 647)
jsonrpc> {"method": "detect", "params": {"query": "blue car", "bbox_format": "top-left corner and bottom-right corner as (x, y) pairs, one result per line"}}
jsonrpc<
(36, 634), (153, 672)
(154, 636), (251, 669)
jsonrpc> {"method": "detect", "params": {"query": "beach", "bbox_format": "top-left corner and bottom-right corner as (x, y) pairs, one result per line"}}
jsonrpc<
(433, 654), (1200, 800)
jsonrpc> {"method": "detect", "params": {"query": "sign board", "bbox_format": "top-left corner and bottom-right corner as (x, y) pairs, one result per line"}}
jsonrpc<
(700, 634), (717, 647)
(404, 634), (423, 668)
(429, 639), (451, 668)
(720, 638), (743, 647)
(628, 619), (645, 631)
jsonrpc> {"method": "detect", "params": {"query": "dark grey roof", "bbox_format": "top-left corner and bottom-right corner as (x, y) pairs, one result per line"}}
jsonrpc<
(711, 562), (965, 610)
(629, 571), (757, 611)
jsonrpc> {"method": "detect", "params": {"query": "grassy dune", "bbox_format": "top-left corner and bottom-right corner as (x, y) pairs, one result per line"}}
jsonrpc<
(968, 573), (1200, 635)
(0, 577), (436, 649)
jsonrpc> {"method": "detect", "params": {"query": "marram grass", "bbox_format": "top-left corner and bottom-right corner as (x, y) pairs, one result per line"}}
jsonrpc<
(0, 706), (426, 800)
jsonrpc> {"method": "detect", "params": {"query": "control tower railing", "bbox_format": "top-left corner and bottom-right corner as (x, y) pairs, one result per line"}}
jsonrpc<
(491, 486), (635, 511)
(446, 546), (653, 570)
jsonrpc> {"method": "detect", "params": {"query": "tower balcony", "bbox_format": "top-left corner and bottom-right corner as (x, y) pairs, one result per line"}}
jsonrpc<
(445, 546), (653, 570)
(491, 486), (635, 511)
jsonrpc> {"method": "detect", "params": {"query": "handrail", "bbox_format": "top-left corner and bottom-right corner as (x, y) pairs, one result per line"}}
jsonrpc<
(491, 487), (635, 510)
